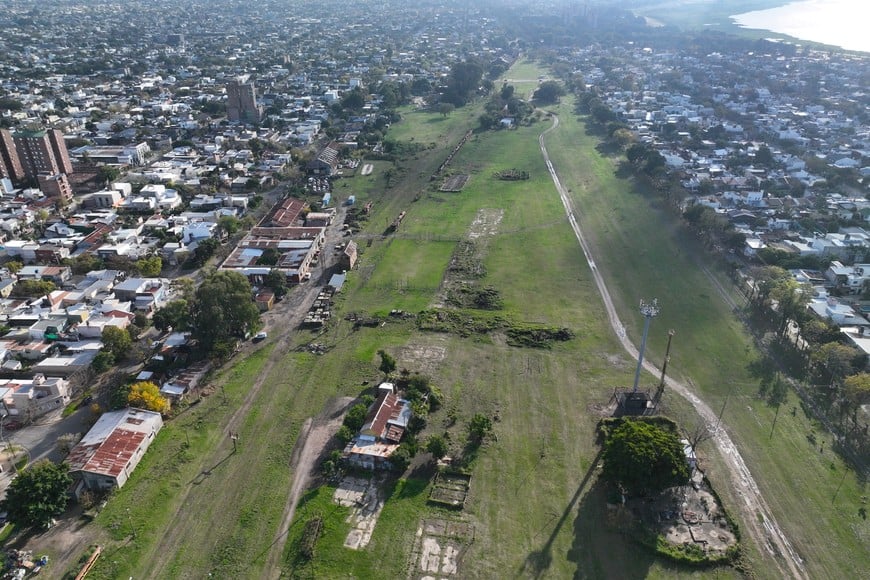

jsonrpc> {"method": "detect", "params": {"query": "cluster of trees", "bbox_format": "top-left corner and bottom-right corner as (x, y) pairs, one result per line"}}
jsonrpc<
(748, 265), (870, 458)
(442, 61), (485, 107)
(152, 270), (260, 358)
(478, 83), (534, 130)
(92, 325), (135, 373)
(532, 80), (565, 105)
(602, 419), (690, 496)
(0, 460), (72, 529)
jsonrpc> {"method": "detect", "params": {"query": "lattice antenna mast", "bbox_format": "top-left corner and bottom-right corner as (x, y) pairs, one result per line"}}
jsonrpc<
(632, 299), (660, 393)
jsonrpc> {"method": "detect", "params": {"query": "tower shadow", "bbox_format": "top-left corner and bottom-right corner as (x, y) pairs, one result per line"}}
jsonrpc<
(520, 448), (603, 578)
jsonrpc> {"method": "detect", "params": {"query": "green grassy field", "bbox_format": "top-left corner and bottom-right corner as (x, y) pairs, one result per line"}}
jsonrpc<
(544, 97), (869, 578)
(73, 58), (867, 579)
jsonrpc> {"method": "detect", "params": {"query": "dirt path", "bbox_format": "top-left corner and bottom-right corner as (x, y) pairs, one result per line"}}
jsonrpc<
(264, 397), (352, 576)
(538, 114), (808, 580)
(145, 210), (350, 578)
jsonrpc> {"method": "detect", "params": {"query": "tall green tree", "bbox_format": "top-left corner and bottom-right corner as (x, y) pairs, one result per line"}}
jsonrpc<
(377, 349), (396, 379)
(533, 80), (565, 104)
(153, 299), (191, 332)
(843, 372), (870, 406)
(101, 325), (132, 359)
(192, 270), (259, 353)
(602, 420), (690, 496)
(1, 460), (72, 529)
(134, 255), (163, 277)
(264, 269), (288, 298)
(444, 60), (484, 106)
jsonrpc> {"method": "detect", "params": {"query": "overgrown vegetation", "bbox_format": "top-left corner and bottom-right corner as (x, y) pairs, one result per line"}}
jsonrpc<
(417, 308), (573, 348)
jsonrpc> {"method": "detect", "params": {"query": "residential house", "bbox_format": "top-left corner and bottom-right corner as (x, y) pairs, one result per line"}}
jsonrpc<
(343, 383), (412, 470)
(0, 375), (69, 420)
(111, 277), (169, 312)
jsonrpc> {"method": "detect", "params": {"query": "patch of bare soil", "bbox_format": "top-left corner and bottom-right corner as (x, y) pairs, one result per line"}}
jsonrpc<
(467, 208), (504, 241)
(433, 209), (504, 310)
(14, 505), (109, 578)
(397, 340), (448, 376)
(334, 475), (387, 550)
(624, 470), (738, 558)
(408, 518), (474, 579)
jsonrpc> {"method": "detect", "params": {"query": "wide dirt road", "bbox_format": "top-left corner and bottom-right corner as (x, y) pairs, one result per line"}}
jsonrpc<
(538, 113), (807, 580)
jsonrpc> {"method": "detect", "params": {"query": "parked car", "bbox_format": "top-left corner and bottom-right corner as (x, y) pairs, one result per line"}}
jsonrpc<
(253, 331), (268, 342)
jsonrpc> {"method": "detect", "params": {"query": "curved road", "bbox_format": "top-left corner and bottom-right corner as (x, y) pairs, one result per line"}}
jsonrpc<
(538, 114), (807, 579)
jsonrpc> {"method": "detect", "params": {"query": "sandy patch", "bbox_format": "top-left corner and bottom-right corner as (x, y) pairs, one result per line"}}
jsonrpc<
(409, 519), (473, 579)
(397, 339), (448, 375)
(468, 208), (504, 241)
(334, 475), (386, 550)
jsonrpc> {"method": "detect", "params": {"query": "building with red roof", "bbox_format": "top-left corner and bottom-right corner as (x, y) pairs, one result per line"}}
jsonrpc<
(67, 408), (163, 495)
(344, 383), (412, 470)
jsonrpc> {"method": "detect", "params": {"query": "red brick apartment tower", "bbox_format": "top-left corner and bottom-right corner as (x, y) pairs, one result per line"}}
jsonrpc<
(0, 128), (25, 182)
(13, 128), (74, 183)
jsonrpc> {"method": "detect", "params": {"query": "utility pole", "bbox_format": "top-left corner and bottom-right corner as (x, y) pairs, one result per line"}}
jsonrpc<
(655, 329), (676, 406)
(715, 391), (730, 431)
(632, 299), (660, 393)
(127, 508), (136, 539)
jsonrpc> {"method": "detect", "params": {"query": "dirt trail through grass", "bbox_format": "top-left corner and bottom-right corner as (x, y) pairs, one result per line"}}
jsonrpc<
(143, 276), (333, 578)
(538, 113), (808, 580)
(264, 397), (352, 577)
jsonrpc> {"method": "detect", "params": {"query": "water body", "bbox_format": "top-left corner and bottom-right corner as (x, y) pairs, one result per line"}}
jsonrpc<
(731, 0), (870, 53)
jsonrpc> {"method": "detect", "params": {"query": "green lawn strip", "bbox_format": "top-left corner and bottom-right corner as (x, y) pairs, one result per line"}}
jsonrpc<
(334, 159), (392, 202)
(545, 97), (869, 578)
(352, 239), (456, 314)
(151, 354), (305, 577)
(86, 345), (274, 578)
(282, 478), (432, 578)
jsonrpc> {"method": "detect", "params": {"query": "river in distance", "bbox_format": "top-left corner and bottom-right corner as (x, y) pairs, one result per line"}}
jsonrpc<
(731, 0), (870, 53)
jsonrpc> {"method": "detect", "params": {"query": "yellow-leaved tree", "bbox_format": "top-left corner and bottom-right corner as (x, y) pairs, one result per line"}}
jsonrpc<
(127, 381), (170, 414)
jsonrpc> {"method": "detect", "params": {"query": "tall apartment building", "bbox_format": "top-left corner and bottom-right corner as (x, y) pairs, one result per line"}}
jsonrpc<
(0, 129), (24, 182)
(0, 128), (74, 185)
(226, 76), (263, 124)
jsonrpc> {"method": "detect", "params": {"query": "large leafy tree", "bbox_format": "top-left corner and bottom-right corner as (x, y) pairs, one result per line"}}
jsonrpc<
(602, 420), (690, 496)
(127, 381), (169, 414)
(533, 80), (565, 104)
(843, 373), (870, 410)
(443, 60), (484, 106)
(134, 255), (162, 277)
(153, 299), (191, 332)
(191, 270), (259, 353)
(1, 460), (72, 529)
(813, 342), (861, 383)
(101, 325), (132, 359)
(377, 349), (396, 379)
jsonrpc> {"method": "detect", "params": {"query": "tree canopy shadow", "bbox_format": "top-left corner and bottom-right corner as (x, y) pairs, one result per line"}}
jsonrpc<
(567, 478), (656, 579)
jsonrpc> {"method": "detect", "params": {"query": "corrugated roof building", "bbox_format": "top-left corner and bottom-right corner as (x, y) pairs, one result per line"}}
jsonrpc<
(67, 408), (163, 494)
